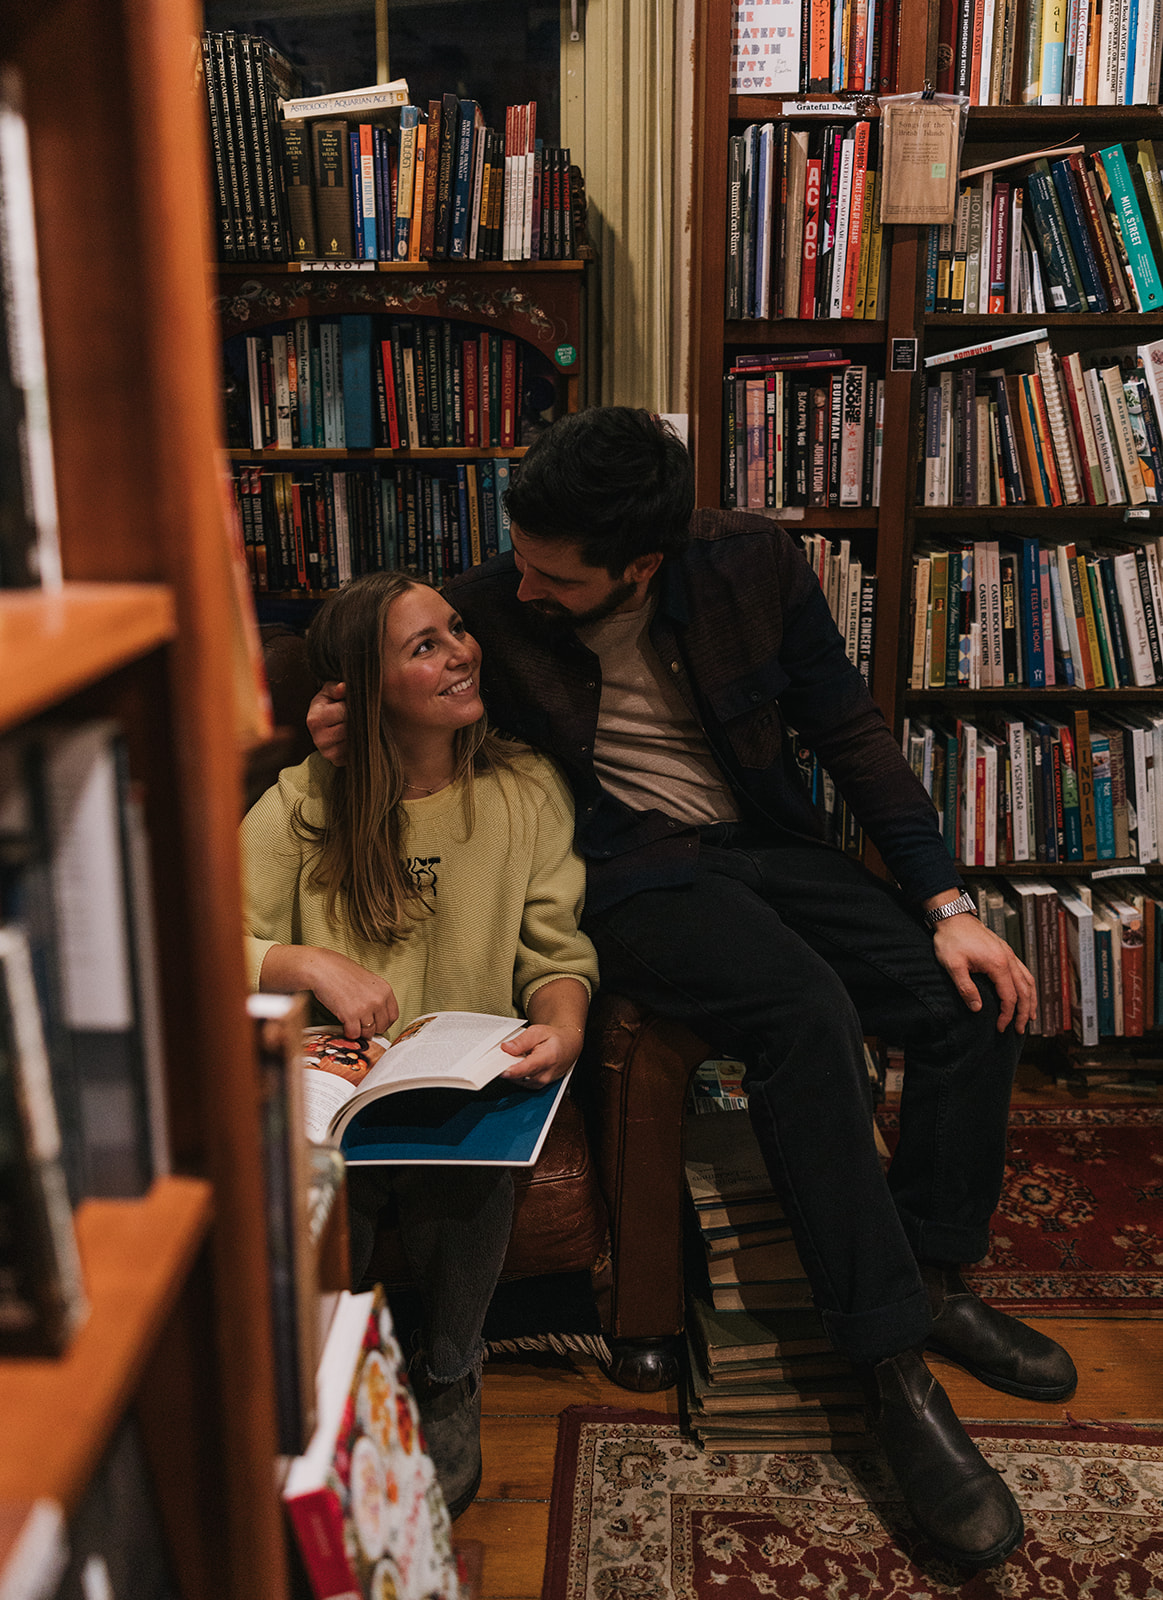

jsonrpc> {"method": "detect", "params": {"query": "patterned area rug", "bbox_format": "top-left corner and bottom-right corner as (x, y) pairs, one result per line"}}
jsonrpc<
(876, 1103), (1163, 1314)
(542, 1407), (1163, 1600)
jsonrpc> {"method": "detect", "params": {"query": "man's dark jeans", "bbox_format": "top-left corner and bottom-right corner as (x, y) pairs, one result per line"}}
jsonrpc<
(584, 825), (1022, 1365)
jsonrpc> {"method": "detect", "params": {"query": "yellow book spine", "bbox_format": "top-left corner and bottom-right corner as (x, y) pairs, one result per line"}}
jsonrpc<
(1075, 552), (1106, 687)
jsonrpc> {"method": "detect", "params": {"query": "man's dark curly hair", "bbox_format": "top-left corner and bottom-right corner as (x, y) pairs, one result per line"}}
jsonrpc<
(503, 406), (695, 575)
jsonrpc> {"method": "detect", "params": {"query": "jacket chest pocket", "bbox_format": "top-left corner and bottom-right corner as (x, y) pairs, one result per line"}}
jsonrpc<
(710, 661), (789, 771)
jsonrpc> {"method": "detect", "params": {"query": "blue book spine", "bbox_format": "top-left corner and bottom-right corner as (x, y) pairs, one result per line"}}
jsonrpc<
(1024, 168), (1083, 310)
(1099, 143), (1163, 311)
(373, 125), (392, 259)
(455, 463), (471, 572)
(349, 132), (366, 259)
(1048, 159), (1106, 311)
(393, 106), (420, 260)
(340, 315), (374, 450)
(448, 101), (477, 260)
(429, 474), (445, 585)
(1091, 735), (1116, 858)
(479, 459), (497, 557)
(380, 473), (398, 568)
(1017, 538), (1046, 687)
(1095, 923), (1114, 1034)
(924, 226), (939, 312)
(1124, 0), (1140, 103)
(494, 457), (512, 551)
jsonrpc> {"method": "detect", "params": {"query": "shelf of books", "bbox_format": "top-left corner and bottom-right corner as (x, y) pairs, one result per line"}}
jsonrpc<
(202, 30), (590, 600)
(897, 15), (1163, 1072)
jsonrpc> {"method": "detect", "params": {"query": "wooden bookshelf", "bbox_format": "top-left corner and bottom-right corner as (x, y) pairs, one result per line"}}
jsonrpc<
(4, 0), (291, 1595)
(0, 1179), (213, 1510)
(0, 585), (176, 733)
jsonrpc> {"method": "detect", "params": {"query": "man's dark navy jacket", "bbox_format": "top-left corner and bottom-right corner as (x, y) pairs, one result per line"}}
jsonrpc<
(446, 508), (963, 918)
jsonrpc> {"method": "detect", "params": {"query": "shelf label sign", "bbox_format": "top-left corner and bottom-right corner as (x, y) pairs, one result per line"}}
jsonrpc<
(891, 338), (918, 373)
(305, 260), (377, 272)
(555, 343), (577, 368)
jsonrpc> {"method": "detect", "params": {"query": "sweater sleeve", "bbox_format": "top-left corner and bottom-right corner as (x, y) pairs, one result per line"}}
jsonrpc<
(238, 758), (320, 990)
(511, 756), (599, 1012)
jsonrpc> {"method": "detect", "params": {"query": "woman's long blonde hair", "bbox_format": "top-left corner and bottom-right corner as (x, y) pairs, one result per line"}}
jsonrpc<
(294, 571), (513, 945)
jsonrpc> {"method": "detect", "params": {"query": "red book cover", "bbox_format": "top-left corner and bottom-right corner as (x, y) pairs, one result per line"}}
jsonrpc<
(463, 340), (479, 448)
(379, 341), (400, 450)
(968, 0), (987, 102)
(283, 1287), (458, 1600)
(1058, 356), (1098, 505)
(500, 337), (518, 449)
(841, 121), (871, 317)
(1057, 899), (1072, 1029)
(877, 0), (900, 92)
(1122, 914), (1145, 1036)
(975, 752), (986, 866)
(478, 332), (491, 446)
(801, 158), (823, 320)
(851, 0), (869, 90)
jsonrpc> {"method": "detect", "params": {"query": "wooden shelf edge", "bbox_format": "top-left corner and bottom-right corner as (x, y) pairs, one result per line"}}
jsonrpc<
(215, 258), (587, 275)
(226, 446), (528, 462)
(0, 1177), (214, 1511)
(0, 583), (176, 733)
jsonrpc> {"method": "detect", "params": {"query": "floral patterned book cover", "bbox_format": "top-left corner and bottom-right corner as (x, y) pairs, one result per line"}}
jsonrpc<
(283, 1286), (459, 1600)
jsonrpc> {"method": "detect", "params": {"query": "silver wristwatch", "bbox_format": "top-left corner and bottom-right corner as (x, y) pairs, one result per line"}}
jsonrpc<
(923, 891), (978, 932)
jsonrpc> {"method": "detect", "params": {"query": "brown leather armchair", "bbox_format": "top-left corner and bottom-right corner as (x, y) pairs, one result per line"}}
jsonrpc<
(252, 623), (710, 1391)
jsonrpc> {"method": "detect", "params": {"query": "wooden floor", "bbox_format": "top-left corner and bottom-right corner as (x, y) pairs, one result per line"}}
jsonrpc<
(456, 1072), (1163, 1600)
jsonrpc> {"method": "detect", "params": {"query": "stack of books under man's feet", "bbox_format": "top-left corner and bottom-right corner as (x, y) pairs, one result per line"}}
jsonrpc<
(683, 1061), (869, 1451)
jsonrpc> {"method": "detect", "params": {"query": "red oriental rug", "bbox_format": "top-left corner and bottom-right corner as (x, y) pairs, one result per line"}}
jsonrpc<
(876, 1102), (1163, 1315)
(542, 1406), (1163, 1600)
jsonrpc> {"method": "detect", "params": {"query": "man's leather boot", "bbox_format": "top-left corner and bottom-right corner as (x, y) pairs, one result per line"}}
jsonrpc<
(859, 1347), (1024, 1569)
(922, 1260), (1078, 1401)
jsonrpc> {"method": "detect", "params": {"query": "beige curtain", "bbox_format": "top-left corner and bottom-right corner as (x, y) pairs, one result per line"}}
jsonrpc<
(561, 0), (694, 414)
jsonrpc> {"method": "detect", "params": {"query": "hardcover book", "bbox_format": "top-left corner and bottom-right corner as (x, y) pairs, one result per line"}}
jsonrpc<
(301, 1011), (570, 1166)
(283, 1287), (458, 1600)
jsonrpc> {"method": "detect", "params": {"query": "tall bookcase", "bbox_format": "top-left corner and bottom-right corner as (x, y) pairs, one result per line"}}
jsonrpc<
(689, 0), (930, 729)
(4, 1), (289, 1595)
(689, 0), (1163, 1055)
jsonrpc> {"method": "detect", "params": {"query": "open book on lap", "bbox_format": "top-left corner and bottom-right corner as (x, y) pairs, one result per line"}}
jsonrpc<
(301, 1010), (568, 1166)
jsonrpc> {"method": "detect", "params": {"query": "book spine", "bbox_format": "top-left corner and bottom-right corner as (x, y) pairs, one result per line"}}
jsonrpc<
(1098, 142), (1163, 309)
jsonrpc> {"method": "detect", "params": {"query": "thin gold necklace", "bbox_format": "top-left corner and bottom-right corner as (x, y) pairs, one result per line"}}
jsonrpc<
(403, 776), (452, 795)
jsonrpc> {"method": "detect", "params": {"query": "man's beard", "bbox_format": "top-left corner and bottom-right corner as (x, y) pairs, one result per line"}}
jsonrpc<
(530, 578), (638, 628)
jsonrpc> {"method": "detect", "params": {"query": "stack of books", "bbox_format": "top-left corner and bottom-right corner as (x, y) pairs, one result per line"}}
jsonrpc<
(683, 1076), (867, 1452)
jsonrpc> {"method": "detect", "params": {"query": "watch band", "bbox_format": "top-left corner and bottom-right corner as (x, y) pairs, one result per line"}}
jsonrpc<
(923, 891), (978, 931)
